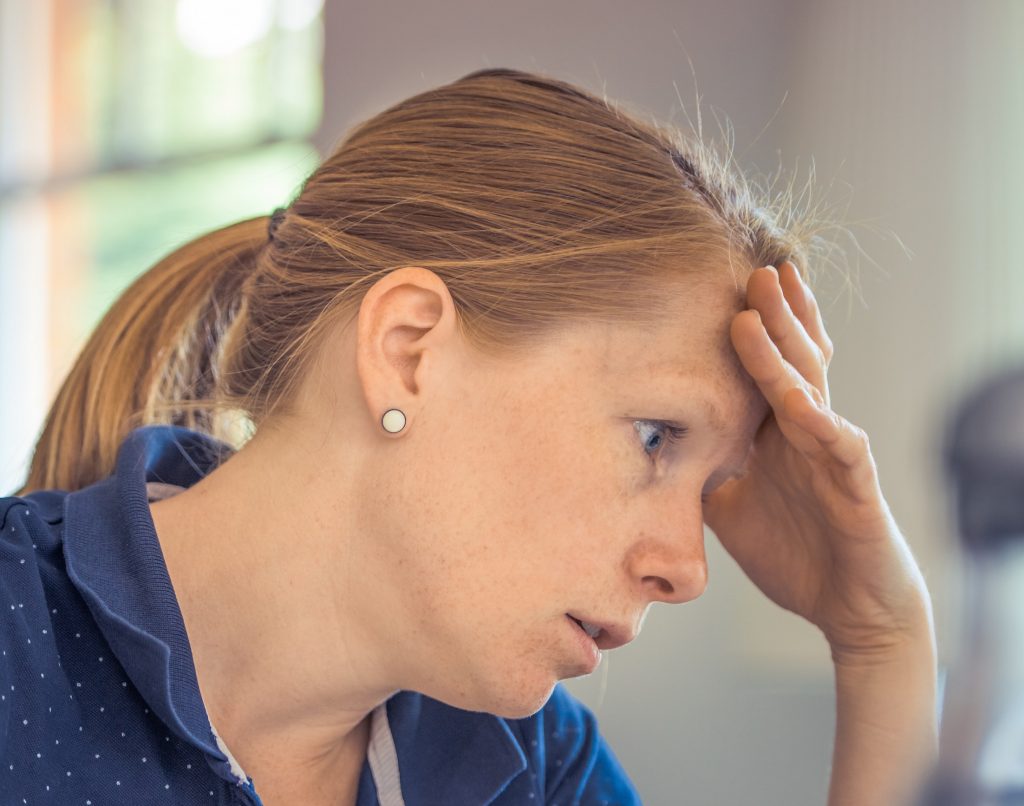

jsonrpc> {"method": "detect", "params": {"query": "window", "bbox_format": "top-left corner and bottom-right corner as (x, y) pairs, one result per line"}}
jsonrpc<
(0, 0), (324, 493)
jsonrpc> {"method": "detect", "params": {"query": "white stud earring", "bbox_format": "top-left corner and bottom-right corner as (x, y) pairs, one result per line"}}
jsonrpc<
(381, 408), (406, 433)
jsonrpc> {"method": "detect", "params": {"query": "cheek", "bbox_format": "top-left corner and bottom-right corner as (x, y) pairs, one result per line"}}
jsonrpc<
(486, 422), (631, 600)
(379, 391), (629, 625)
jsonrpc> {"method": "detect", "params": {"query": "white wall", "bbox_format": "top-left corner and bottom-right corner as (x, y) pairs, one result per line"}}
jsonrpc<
(314, 1), (1024, 803)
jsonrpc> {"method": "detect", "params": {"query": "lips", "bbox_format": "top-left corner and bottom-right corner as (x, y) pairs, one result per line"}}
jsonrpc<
(565, 613), (637, 651)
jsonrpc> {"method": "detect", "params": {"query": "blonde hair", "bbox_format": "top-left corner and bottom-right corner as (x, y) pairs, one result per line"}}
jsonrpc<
(16, 67), (824, 496)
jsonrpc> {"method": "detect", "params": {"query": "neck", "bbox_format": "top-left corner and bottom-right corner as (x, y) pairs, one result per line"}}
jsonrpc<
(148, 424), (399, 788)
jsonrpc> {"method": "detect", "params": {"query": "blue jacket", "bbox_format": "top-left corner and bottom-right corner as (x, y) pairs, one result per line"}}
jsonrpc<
(0, 425), (641, 805)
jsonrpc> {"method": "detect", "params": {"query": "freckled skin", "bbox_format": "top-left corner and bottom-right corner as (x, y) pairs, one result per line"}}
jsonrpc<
(150, 266), (769, 801)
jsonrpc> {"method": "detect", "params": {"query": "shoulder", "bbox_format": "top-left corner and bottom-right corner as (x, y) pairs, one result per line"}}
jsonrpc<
(0, 489), (68, 654)
(0, 489), (66, 534)
(0, 491), (67, 759)
(0, 489), (67, 616)
(0, 490), (66, 574)
(507, 682), (642, 805)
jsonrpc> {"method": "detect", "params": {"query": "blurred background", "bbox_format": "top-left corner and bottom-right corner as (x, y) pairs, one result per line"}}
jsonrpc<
(1, 1), (1022, 804)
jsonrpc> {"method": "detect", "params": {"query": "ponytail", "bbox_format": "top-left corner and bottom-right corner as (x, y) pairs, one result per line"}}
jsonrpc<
(15, 216), (269, 495)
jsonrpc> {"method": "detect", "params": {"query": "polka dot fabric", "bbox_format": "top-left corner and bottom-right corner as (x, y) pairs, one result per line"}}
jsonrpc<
(0, 425), (640, 805)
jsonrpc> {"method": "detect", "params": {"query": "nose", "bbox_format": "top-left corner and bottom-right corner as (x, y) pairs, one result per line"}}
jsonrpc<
(626, 522), (709, 606)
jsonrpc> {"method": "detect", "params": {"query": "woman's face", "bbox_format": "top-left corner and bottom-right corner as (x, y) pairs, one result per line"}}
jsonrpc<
(347, 270), (770, 719)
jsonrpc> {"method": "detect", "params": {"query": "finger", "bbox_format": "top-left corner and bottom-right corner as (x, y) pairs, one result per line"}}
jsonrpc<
(783, 387), (881, 501)
(779, 261), (834, 364)
(745, 266), (829, 405)
(730, 309), (824, 453)
(777, 260), (809, 320)
(733, 308), (877, 493)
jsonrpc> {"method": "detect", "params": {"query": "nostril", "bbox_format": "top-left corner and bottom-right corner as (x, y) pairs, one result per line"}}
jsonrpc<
(642, 575), (675, 597)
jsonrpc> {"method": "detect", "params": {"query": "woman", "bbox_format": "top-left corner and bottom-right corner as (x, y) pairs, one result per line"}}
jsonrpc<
(2, 68), (936, 805)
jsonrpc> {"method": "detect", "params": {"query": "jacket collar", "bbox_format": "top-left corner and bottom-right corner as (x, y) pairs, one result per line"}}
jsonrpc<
(63, 425), (238, 775)
(62, 424), (527, 802)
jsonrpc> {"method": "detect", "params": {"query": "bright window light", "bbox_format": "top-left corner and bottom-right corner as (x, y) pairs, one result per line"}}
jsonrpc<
(175, 0), (275, 58)
(278, 0), (324, 31)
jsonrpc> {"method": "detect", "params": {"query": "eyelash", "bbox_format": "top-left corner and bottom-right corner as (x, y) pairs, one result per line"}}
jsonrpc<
(633, 419), (689, 459)
(633, 420), (711, 503)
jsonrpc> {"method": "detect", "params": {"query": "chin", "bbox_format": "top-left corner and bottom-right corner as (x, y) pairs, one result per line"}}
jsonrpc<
(475, 669), (558, 720)
(430, 664), (556, 720)
(478, 690), (554, 720)
(423, 629), (565, 718)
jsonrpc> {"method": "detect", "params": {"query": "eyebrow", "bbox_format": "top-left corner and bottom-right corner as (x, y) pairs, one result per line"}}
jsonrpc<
(644, 361), (767, 451)
(694, 396), (730, 438)
(689, 392), (766, 481)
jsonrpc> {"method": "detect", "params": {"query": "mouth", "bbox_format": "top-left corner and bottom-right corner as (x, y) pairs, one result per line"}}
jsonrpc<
(565, 613), (636, 651)
(567, 615), (602, 639)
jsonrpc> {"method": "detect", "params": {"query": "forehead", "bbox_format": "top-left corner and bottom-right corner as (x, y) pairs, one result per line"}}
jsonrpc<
(563, 276), (769, 435)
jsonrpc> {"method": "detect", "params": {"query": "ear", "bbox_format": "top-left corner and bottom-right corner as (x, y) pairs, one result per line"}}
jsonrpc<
(354, 267), (458, 433)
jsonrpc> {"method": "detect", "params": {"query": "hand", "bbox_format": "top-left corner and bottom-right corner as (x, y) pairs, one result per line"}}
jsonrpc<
(703, 263), (932, 658)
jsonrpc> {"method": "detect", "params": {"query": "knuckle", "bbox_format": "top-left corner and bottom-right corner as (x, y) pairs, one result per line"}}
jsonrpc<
(767, 321), (789, 345)
(849, 423), (870, 446)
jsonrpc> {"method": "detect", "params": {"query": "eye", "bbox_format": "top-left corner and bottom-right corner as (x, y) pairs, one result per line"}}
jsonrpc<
(633, 419), (689, 460)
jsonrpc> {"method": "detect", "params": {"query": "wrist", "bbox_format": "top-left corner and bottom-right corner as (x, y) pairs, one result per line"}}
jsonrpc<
(830, 610), (938, 730)
(825, 586), (936, 667)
